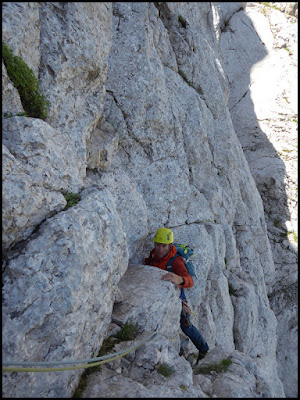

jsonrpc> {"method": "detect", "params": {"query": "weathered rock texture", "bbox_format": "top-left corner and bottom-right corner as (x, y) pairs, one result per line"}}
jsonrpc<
(2, 2), (297, 398)
(218, 3), (298, 397)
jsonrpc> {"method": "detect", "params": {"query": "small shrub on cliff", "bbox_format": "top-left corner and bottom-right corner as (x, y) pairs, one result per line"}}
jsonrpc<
(2, 42), (50, 120)
(195, 357), (232, 375)
(114, 322), (138, 341)
(157, 362), (175, 377)
(62, 191), (81, 209)
(97, 322), (138, 359)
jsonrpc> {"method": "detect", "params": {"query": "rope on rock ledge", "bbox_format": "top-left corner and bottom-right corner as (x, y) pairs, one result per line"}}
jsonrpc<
(2, 330), (180, 373)
(2, 331), (158, 373)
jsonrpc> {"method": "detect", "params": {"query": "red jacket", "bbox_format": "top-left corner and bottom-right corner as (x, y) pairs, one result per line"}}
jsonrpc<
(145, 244), (193, 288)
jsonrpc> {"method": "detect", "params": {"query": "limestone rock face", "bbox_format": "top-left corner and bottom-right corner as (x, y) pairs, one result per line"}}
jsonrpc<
(2, 187), (129, 397)
(2, 2), (296, 398)
(37, 2), (113, 189)
(112, 265), (182, 337)
(2, 61), (24, 117)
(219, 2), (298, 396)
(2, 142), (65, 252)
(2, 2), (41, 77)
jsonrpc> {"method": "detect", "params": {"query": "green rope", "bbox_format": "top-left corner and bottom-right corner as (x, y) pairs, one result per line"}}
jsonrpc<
(3, 331), (158, 373)
(167, 332), (180, 342)
(2, 329), (183, 373)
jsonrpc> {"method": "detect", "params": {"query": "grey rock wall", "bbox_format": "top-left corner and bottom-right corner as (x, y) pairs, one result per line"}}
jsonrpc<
(218, 2), (298, 396)
(2, 2), (296, 398)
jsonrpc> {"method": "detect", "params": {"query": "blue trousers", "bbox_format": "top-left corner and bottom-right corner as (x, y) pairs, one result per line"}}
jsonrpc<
(180, 312), (209, 353)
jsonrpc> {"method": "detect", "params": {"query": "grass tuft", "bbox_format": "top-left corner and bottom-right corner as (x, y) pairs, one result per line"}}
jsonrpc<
(72, 322), (138, 397)
(114, 322), (138, 341)
(157, 362), (175, 377)
(195, 358), (232, 375)
(2, 42), (50, 120)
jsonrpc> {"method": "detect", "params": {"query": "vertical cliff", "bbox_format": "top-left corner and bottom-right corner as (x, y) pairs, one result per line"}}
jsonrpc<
(217, 2), (298, 397)
(2, 2), (297, 398)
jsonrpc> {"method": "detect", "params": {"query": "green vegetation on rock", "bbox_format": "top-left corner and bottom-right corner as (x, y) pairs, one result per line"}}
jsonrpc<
(62, 192), (81, 210)
(2, 42), (50, 120)
(157, 362), (176, 377)
(195, 358), (232, 375)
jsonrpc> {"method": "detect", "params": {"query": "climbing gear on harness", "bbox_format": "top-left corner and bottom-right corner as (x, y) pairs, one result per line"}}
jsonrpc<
(179, 287), (195, 325)
(154, 228), (174, 244)
(166, 245), (196, 322)
(181, 294), (192, 315)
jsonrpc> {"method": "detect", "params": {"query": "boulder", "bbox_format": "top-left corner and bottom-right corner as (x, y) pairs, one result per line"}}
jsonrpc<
(2, 187), (129, 397)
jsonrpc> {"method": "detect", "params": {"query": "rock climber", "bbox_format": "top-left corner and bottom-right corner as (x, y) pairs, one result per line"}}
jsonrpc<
(145, 227), (209, 363)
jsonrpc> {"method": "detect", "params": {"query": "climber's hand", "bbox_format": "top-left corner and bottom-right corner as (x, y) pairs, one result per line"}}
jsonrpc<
(161, 272), (184, 285)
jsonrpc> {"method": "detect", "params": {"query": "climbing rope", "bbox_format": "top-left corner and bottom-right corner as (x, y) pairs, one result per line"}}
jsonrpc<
(2, 331), (158, 373)
(2, 330), (181, 373)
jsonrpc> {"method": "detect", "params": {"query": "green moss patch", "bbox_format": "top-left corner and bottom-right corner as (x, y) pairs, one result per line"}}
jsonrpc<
(2, 42), (50, 120)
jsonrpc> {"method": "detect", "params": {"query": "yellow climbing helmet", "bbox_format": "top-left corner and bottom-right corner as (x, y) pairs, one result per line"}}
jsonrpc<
(153, 228), (174, 244)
